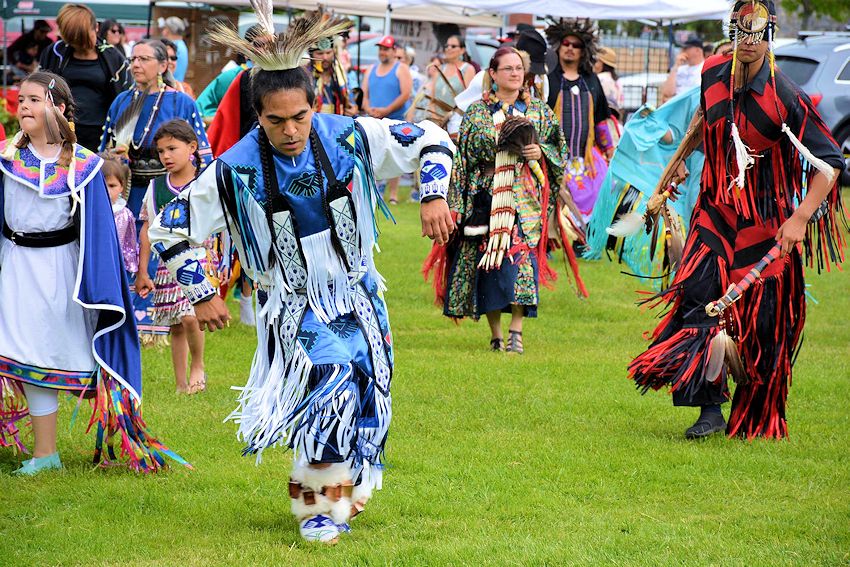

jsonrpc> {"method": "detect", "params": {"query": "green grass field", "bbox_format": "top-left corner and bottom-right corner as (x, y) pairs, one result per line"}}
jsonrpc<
(2, 202), (849, 566)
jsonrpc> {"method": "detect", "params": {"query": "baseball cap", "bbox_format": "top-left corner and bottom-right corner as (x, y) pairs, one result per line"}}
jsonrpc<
(681, 36), (704, 49)
(376, 35), (397, 49)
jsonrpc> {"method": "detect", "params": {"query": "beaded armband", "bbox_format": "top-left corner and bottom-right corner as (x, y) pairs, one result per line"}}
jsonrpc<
(418, 144), (453, 202)
(159, 243), (215, 304)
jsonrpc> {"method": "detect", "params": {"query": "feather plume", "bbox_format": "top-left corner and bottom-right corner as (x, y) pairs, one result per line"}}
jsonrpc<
(251, 0), (275, 36)
(557, 188), (586, 230)
(667, 226), (684, 269)
(43, 105), (63, 145)
(724, 336), (748, 385)
(110, 90), (148, 149)
(208, 10), (352, 72)
(705, 330), (728, 385)
(496, 116), (537, 156)
(662, 205), (684, 268)
(559, 204), (585, 244)
(606, 211), (644, 237)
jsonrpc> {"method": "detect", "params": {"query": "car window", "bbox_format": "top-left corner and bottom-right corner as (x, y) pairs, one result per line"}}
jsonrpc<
(774, 55), (819, 85)
(476, 43), (496, 67)
(837, 57), (850, 82)
(350, 37), (379, 68)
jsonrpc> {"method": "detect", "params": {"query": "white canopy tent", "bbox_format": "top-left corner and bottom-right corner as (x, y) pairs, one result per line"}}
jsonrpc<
(206, 0), (502, 27)
(389, 0), (731, 22)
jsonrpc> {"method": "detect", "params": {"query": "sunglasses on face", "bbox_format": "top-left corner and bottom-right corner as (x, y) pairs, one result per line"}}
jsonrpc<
(561, 39), (584, 49)
(109, 28), (122, 34)
(168, 55), (178, 61)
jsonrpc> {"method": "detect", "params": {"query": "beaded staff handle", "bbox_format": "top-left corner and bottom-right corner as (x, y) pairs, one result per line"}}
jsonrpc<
(705, 242), (782, 317)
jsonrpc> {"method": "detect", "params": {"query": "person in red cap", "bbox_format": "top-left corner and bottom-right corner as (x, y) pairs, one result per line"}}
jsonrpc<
(362, 34), (412, 204)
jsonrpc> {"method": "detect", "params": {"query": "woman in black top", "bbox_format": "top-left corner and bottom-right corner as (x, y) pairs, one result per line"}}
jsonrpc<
(39, 4), (130, 151)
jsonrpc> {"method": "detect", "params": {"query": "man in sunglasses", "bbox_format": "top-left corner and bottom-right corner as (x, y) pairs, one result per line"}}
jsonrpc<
(545, 19), (614, 222)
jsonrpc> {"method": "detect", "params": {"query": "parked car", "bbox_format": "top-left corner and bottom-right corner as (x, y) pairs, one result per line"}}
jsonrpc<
(619, 72), (669, 117)
(347, 32), (381, 78)
(774, 33), (850, 185)
(465, 35), (499, 69)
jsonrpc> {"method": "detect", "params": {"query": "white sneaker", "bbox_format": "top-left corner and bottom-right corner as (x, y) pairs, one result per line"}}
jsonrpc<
(299, 515), (340, 544)
(239, 295), (255, 327)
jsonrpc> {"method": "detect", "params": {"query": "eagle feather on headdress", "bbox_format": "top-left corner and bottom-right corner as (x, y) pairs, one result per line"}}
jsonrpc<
(208, 3), (352, 72)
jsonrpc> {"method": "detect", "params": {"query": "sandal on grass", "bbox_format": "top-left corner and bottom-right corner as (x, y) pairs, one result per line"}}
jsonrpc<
(505, 330), (523, 355)
(489, 338), (504, 352)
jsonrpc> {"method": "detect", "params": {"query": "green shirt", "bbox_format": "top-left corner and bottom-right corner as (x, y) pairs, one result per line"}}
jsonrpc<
(195, 66), (246, 119)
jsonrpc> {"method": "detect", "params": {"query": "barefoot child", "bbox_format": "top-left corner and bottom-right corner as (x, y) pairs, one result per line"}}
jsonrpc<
(0, 72), (187, 474)
(135, 119), (217, 395)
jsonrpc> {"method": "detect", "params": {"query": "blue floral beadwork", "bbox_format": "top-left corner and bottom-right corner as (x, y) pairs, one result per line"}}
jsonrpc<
(161, 198), (190, 229)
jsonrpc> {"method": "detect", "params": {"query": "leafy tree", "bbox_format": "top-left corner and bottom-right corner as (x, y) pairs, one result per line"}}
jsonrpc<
(780, 0), (850, 30)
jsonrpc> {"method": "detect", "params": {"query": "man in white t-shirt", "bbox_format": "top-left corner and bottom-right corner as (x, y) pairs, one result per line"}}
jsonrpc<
(661, 37), (705, 103)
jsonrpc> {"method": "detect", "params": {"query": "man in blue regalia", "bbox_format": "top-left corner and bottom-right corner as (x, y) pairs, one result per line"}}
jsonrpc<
(148, 10), (455, 544)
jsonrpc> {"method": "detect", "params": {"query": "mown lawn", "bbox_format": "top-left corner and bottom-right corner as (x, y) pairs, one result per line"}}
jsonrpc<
(1, 202), (848, 566)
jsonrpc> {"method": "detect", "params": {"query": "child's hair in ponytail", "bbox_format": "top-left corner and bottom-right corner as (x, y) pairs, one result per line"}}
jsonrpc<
(19, 72), (77, 168)
(153, 119), (202, 177)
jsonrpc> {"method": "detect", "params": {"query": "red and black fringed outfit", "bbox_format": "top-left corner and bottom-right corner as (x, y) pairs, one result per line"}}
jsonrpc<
(628, 54), (845, 439)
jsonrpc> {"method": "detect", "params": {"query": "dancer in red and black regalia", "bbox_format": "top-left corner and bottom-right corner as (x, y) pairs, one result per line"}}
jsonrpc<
(628, 0), (845, 440)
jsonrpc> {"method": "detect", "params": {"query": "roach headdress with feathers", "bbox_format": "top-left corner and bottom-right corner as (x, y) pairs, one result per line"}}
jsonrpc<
(545, 18), (598, 76)
(208, 3), (352, 73)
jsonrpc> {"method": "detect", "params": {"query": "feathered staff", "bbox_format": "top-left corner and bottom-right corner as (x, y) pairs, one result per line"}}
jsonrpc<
(208, 2), (352, 73)
(420, 64), (465, 126)
(606, 106), (704, 239)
